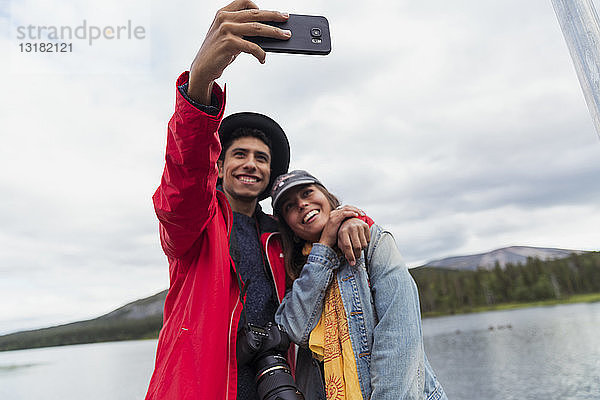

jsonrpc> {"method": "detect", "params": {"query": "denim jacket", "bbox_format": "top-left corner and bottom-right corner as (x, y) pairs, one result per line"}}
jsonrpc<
(275, 225), (447, 400)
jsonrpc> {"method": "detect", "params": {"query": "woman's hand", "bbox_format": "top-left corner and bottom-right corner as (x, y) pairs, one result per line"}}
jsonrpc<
(318, 206), (362, 249)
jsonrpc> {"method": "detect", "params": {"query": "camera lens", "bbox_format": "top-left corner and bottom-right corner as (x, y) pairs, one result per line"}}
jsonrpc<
(311, 28), (322, 37)
(255, 355), (304, 400)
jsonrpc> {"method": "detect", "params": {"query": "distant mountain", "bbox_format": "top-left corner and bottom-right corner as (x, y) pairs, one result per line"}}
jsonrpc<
(98, 290), (166, 321)
(423, 246), (587, 271)
(0, 291), (166, 352)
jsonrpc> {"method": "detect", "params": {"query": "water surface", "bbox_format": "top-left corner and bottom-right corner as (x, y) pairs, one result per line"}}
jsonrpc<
(423, 302), (600, 399)
(1, 302), (599, 399)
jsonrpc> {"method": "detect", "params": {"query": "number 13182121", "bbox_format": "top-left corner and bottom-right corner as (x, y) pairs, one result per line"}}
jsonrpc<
(19, 42), (73, 52)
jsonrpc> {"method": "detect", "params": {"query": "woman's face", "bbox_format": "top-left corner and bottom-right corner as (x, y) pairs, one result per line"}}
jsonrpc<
(280, 184), (333, 243)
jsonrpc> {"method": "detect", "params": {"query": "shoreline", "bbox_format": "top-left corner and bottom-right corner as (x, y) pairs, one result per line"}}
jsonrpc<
(3, 293), (599, 352)
(422, 292), (600, 318)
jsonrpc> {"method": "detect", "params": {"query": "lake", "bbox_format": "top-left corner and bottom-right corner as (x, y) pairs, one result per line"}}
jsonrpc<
(1, 301), (599, 399)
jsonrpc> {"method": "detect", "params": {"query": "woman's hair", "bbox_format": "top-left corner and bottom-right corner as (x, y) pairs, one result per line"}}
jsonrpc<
(275, 183), (340, 285)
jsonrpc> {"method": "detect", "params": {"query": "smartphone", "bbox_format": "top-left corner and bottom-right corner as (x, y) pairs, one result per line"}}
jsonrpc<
(245, 14), (331, 55)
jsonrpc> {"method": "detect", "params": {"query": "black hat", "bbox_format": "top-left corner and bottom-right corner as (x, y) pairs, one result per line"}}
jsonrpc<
(271, 170), (323, 213)
(218, 112), (290, 201)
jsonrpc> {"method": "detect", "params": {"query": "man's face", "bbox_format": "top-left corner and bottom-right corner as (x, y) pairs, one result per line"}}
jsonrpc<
(218, 136), (271, 203)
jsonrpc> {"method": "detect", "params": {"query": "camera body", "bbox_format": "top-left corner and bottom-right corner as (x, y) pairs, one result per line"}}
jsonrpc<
(237, 322), (305, 400)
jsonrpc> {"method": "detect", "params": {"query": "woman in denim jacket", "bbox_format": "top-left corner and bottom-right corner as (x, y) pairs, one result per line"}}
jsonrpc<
(271, 170), (447, 400)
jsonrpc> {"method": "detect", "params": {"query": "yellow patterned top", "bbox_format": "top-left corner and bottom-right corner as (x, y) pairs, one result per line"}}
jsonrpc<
(309, 273), (364, 400)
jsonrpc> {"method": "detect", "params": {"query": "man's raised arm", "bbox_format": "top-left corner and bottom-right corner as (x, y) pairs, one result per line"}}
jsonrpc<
(153, 1), (291, 258)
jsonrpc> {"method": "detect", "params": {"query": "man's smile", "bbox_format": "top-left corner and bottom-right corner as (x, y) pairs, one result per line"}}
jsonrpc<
(236, 174), (261, 184)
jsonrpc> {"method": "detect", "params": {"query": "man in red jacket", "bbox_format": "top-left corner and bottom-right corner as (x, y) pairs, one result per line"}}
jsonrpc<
(146, 1), (371, 399)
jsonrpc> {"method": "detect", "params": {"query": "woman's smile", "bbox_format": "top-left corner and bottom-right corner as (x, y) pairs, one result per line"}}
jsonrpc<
(303, 209), (320, 224)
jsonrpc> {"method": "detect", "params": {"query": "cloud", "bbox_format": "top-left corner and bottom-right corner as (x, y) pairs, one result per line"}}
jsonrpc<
(1, 0), (599, 333)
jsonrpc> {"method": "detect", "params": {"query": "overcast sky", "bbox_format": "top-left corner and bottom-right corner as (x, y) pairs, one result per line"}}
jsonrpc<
(1, 0), (599, 335)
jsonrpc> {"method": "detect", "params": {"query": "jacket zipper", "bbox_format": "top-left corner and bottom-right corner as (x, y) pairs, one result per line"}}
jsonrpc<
(223, 193), (237, 400)
(225, 297), (241, 400)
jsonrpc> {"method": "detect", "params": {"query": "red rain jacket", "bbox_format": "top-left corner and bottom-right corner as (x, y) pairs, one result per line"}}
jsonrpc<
(145, 72), (288, 400)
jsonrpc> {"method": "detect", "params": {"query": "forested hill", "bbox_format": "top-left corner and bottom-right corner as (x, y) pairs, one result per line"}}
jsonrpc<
(1, 248), (598, 352)
(412, 251), (600, 316)
(0, 291), (167, 352)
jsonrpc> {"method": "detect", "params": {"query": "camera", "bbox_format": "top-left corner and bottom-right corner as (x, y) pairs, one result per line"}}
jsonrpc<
(310, 27), (322, 37)
(237, 322), (305, 400)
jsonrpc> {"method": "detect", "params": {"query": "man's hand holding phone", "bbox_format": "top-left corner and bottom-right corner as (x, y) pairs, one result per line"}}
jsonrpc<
(188, 0), (291, 104)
